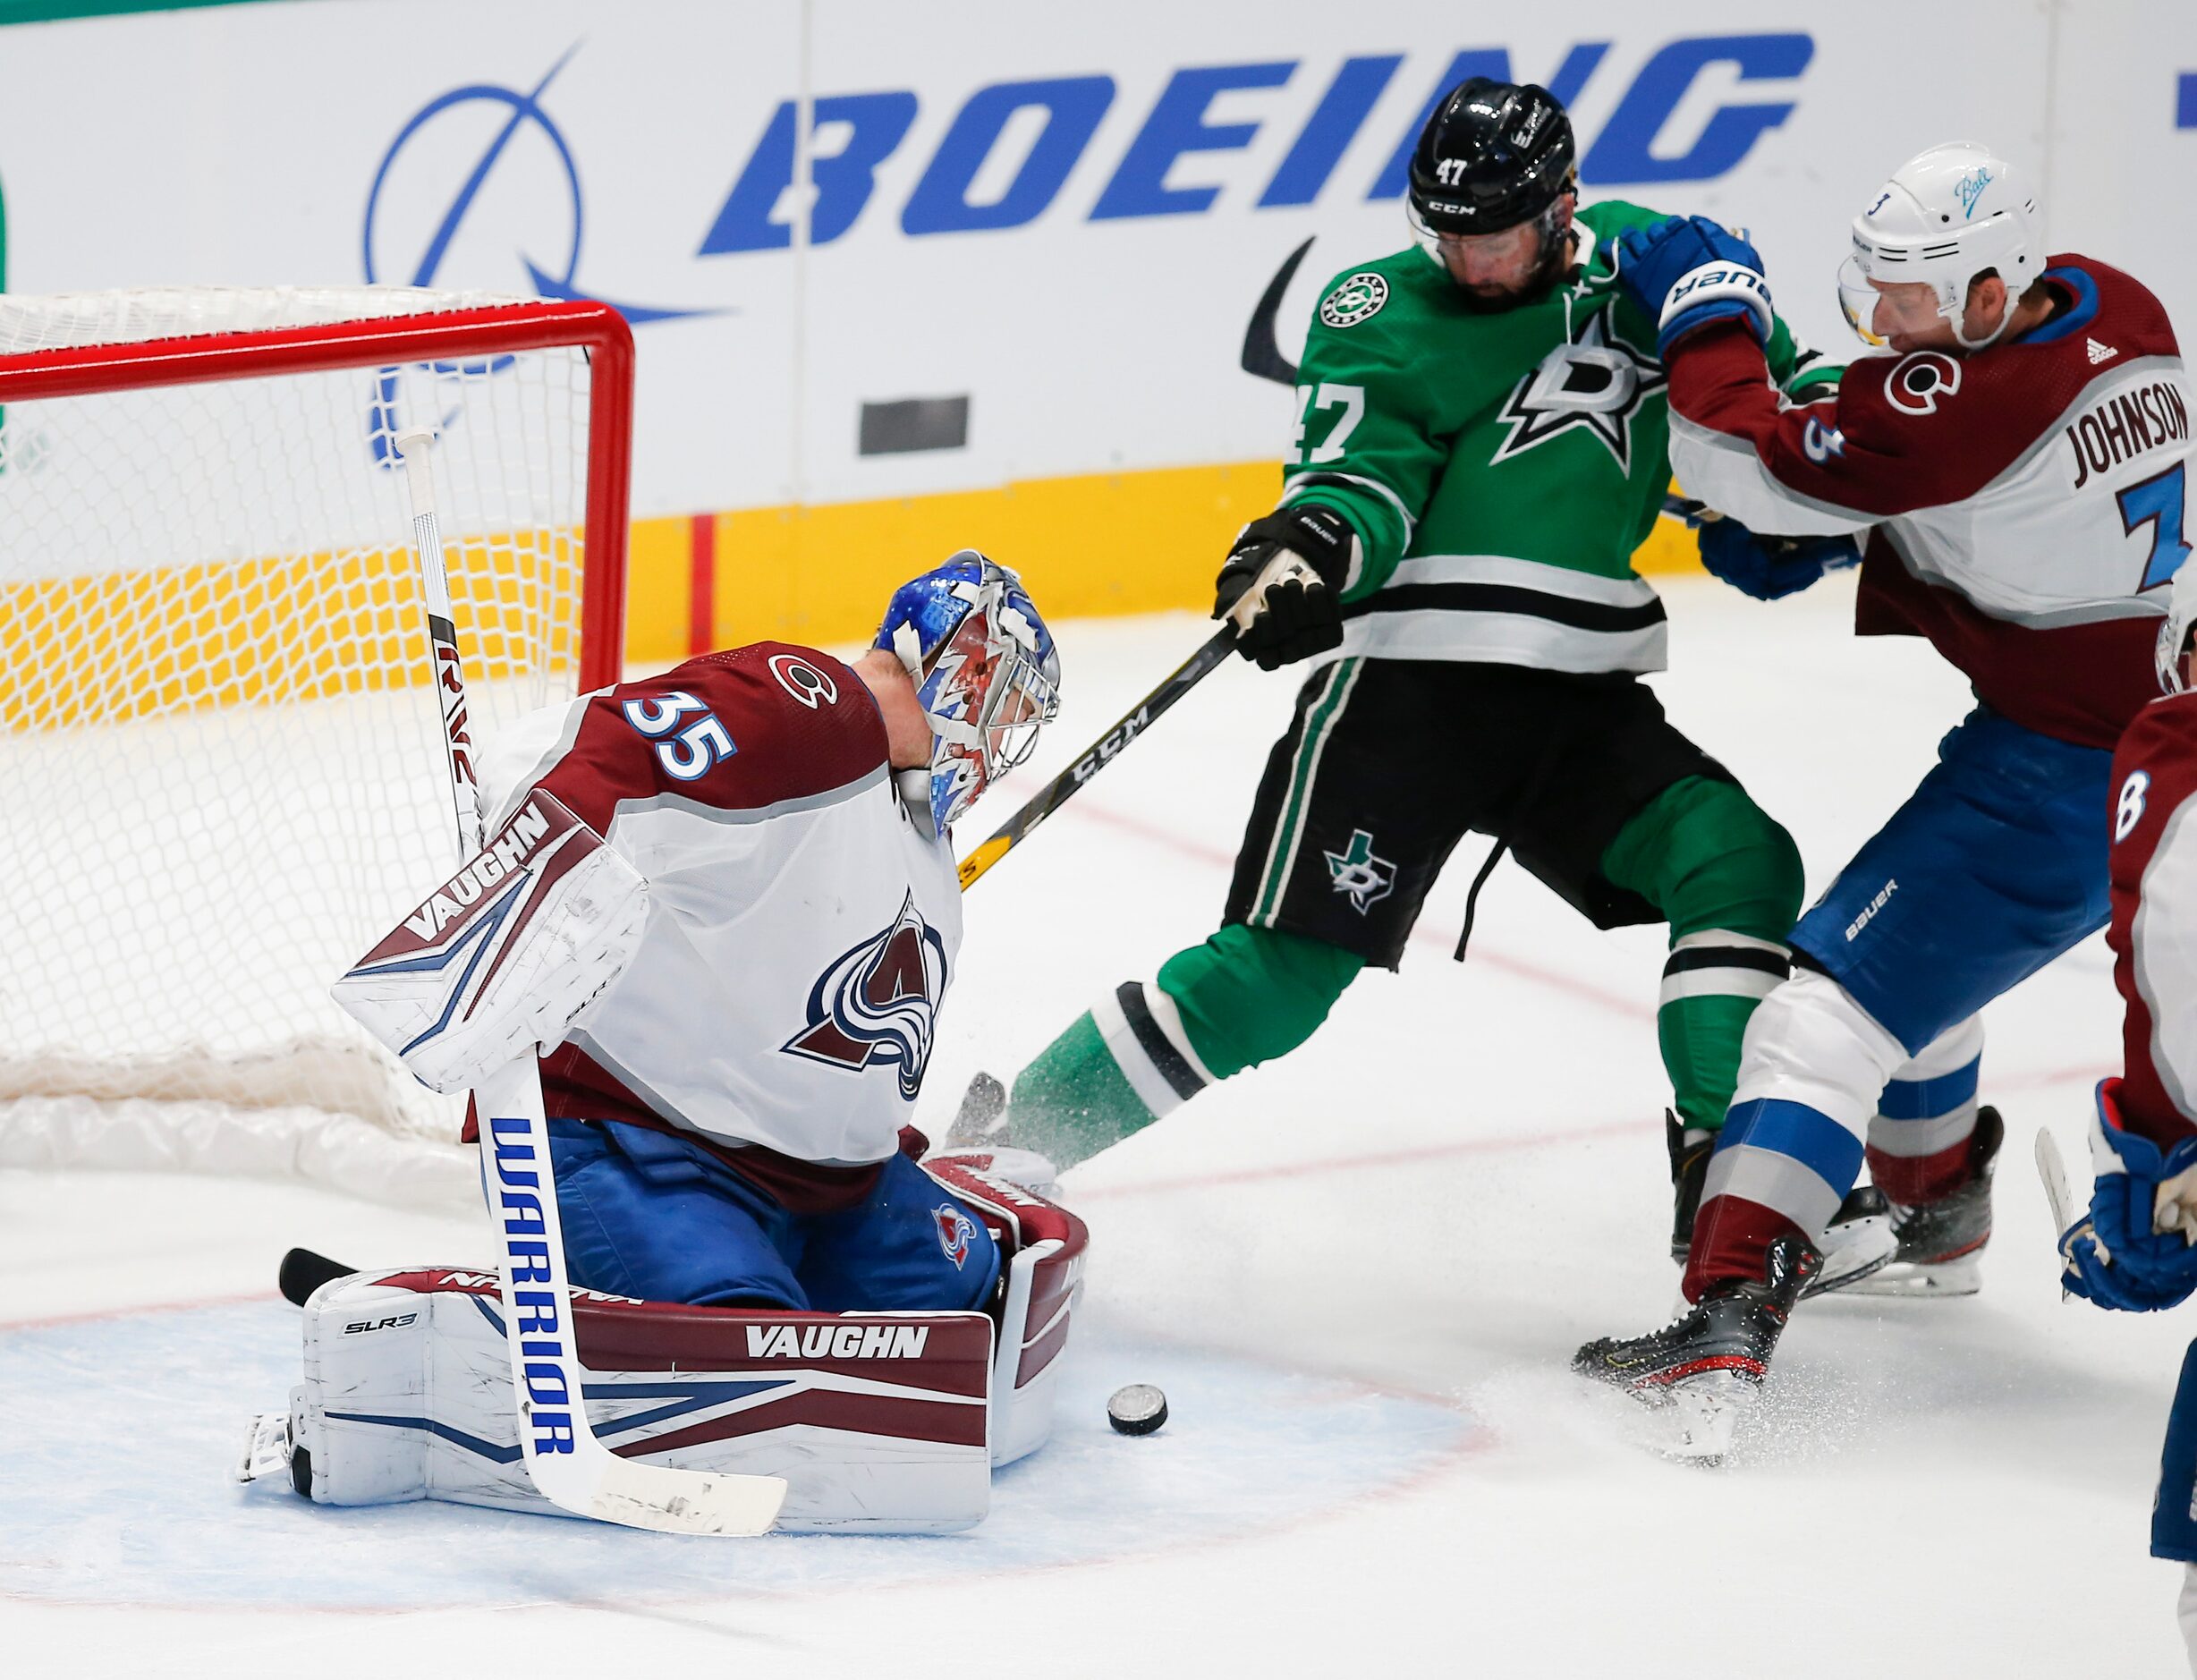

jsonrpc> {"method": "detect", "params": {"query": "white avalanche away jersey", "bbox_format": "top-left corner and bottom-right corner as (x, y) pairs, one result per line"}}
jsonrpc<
(1665, 255), (2190, 749)
(477, 642), (962, 1194)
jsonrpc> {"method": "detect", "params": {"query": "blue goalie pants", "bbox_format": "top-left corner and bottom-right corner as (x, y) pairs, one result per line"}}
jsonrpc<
(544, 1116), (1001, 1312)
(1787, 705), (2113, 1055)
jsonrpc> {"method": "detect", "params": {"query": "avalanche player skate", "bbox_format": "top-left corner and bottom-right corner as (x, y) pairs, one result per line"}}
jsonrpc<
(1574, 1234), (1821, 1461)
(1670, 1111), (1892, 1294)
(1845, 1106), (2003, 1296)
(1581, 135), (2191, 1412)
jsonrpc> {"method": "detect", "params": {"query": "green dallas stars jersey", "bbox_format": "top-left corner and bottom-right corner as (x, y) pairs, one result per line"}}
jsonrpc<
(1284, 199), (1838, 673)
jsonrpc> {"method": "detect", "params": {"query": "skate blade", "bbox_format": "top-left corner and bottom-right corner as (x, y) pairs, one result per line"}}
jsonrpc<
(1835, 1252), (1983, 1298)
(1614, 1370), (1752, 1465)
(1802, 1216), (1898, 1301)
(235, 1411), (291, 1485)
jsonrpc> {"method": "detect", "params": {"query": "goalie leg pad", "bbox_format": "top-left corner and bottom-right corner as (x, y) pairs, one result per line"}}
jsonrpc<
(282, 1268), (998, 1532)
(331, 792), (648, 1094)
(265, 1180), (1088, 1527)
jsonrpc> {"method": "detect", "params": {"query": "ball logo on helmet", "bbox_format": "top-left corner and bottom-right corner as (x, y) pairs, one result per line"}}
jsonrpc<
(1319, 273), (1389, 329)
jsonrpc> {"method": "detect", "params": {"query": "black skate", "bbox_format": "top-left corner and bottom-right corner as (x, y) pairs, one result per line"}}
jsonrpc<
(1575, 1233), (1820, 1462)
(1668, 1113), (1893, 1297)
(1843, 1106), (2002, 1298)
(1667, 1111), (1711, 1265)
(929, 1071), (1059, 1194)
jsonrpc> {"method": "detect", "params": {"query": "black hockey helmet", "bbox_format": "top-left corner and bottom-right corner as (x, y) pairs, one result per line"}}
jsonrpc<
(1407, 77), (1576, 236)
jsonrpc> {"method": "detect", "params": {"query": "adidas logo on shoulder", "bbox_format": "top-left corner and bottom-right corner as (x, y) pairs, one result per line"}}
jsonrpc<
(2087, 337), (2118, 365)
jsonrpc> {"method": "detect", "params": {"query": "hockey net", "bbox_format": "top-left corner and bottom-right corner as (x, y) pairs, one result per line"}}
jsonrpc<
(0, 288), (631, 1204)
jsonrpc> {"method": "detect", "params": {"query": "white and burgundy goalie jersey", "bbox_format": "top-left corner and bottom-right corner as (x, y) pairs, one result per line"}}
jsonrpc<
(2107, 690), (2197, 1150)
(472, 641), (962, 1201)
(1667, 256), (2192, 748)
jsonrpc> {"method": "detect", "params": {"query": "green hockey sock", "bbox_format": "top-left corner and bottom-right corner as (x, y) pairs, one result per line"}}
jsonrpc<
(1600, 776), (1803, 1134)
(1007, 924), (1361, 1170)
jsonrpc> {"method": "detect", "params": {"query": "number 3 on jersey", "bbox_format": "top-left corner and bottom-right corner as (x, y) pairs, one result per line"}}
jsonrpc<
(622, 691), (737, 780)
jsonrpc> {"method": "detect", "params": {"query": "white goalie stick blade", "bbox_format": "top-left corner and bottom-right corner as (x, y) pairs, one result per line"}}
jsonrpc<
(2036, 1125), (2080, 1240)
(2033, 1123), (2102, 1303)
(473, 1056), (786, 1536)
(332, 791), (648, 1094)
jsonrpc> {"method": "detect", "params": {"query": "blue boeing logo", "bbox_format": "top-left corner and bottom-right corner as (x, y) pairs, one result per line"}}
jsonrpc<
(364, 43), (706, 322)
(360, 45), (714, 469)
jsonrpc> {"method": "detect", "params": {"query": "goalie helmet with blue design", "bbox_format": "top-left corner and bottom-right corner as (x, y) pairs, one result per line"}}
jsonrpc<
(875, 552), (1061, 831)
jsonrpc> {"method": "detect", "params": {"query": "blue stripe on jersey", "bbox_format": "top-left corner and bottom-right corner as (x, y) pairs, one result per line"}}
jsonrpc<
(1877, 1056), (1981, 1121)
(2022, 267), (2100, 345)
(1717, 1097), (1866, 1191)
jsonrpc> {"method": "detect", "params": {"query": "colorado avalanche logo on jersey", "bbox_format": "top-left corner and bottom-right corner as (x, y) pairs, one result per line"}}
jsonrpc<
(933, 1202), (978, 1269)
(781, 891), (948, 1099)
(1885, 351), (1963, 416)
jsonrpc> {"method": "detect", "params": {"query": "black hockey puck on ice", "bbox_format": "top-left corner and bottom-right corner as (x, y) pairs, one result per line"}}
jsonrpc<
(1107, 1384), (1168, 1436)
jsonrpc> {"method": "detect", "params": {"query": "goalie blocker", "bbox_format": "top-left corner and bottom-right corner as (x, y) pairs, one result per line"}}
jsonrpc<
(330, 790), (648, 1095)
(241, 1158), (1085, 1532)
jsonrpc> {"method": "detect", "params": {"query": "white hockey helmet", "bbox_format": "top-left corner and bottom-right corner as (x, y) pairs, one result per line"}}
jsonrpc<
(1836, 142), (2041, 350)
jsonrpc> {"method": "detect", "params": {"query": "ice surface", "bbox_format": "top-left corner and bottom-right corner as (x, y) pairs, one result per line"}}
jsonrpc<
(3, 577), (2190, 1677)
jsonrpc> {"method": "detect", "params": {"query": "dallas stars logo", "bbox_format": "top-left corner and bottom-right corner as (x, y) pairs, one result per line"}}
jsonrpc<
(1489, 307), (1665, 471)
(1324, 828), (1395, 915)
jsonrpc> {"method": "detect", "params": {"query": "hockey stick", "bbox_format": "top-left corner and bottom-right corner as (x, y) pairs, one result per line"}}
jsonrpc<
(957, 623), (1235, 890)
(2034, 1125), (2092, 1301)
(956, 545), (1360, 891)
(394, 428), (785, 1536)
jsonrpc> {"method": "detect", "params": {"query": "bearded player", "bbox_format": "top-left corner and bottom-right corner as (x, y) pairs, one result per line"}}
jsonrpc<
(1574, 143), (2194, 1444)
(949, 76), (1886, 1287)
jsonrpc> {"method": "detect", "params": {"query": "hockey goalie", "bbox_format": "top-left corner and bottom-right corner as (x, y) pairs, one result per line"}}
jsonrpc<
(242, 553), (1083, 1533)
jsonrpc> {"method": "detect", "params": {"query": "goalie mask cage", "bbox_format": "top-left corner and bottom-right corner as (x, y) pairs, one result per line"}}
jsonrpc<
(0, 288), (632, 1203)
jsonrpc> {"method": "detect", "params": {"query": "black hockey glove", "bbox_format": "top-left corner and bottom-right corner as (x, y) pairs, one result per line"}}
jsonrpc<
(1212, 505), (1354, 671)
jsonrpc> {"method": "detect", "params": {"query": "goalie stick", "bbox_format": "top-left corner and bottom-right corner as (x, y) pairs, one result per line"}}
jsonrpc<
(2034, 1125), (2099, 1301)
(393, 427), (785, 1537)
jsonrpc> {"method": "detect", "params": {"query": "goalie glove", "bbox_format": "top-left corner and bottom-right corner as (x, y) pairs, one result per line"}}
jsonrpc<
(332, 792), (649, 1093)
(1213, 504), (1356, 672)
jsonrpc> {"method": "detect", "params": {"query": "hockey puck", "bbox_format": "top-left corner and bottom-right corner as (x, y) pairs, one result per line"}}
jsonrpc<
(1107, 1383), (1168, 1436)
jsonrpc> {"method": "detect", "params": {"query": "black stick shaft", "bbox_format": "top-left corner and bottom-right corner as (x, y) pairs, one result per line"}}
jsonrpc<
(958, 624), (1237, 891)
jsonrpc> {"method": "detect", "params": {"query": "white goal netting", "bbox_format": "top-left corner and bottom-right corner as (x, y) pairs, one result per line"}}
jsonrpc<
(0, 287), (619, 1203)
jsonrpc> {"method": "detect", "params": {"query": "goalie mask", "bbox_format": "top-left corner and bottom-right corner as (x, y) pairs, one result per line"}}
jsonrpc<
(876, 553), (1061, 832)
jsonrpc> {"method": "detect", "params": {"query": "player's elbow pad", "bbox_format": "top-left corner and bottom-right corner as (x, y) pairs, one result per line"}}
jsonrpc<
(332, 792), (649, 1092)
